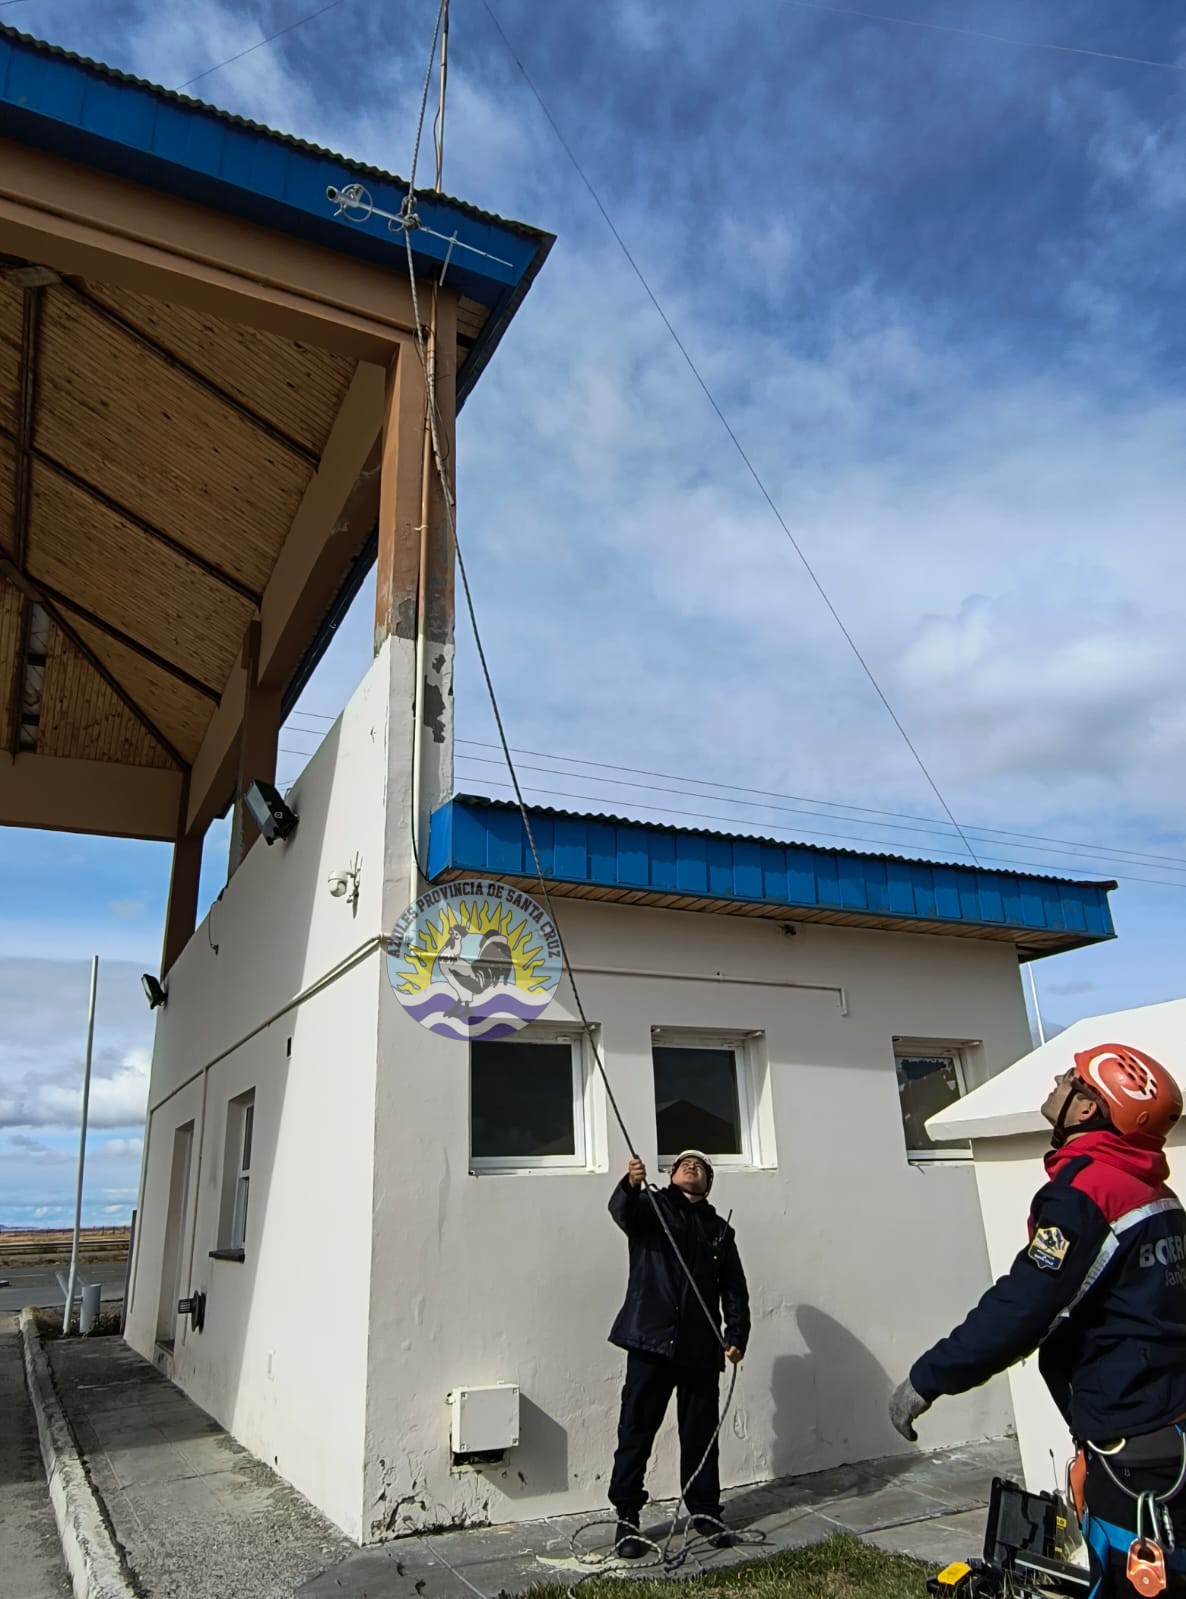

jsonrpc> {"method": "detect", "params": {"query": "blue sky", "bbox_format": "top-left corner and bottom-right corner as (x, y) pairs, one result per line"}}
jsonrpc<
(2, 0), (1186, 1224)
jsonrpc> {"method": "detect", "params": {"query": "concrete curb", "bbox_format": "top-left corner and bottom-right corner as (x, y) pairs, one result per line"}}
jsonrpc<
(19, 1307), (138, 1599)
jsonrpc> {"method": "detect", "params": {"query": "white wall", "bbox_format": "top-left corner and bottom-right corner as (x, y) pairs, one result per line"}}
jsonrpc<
(127, 643), (399, 1540)
(363, 900), (1030, 1538)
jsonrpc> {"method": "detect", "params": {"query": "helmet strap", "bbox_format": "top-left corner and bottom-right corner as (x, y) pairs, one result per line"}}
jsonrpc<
(1051, 1086), (1112, 1149)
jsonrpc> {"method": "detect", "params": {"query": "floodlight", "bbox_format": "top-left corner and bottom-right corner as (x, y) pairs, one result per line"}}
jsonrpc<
(244, 779), (298, 845)
(142, 973), (166, 1010)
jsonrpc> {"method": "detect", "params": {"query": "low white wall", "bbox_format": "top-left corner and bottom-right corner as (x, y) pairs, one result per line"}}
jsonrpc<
(127, 644), (397, 1540)
(363, 902), (1029, 1537)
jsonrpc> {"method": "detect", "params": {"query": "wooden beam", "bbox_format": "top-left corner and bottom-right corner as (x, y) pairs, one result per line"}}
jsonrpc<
(161, 779), (204, 974)
(8, 564), (220, 701)
(0, 139), (417, 360)
(0, 557), (190, 770)
(375, 341), (428, 645)
(64, 282), (321, 470)
(0, 752), (183, 839)
(185, 361), (387, 835)
(228, 621), (280, 870)
(0, 427), (262, 606)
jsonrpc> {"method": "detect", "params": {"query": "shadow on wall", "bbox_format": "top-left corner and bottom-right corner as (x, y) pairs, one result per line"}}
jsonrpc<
(772, 1305), (900, 1475)
(727, 1305), (919, 1527)
(499, 1395), (569, 1501)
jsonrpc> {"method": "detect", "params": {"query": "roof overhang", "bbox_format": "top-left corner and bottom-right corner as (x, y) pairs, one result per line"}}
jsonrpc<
(927, 998), (1186, 1143)
(0, 26), (550, 845)
(426, 796), (1118, 956)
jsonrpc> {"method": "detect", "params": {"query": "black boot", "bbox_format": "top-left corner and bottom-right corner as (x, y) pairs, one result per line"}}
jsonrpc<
(614, 1516), (647, 1560)
(690, 1513), (734, 1550)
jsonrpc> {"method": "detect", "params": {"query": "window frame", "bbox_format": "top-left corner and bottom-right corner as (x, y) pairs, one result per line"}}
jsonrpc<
(892, 1039), (973, 1163)
(469, 1023), (596, 1175)
(651, 1028), (764, 1171)
(215, 1090), (255, 1256)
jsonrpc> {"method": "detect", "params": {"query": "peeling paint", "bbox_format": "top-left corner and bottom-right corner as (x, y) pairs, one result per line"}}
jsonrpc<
(422, 682), (447, 743)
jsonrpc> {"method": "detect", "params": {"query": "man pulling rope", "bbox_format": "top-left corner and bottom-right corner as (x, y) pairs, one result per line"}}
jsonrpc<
(606, 1150), (750, 1557)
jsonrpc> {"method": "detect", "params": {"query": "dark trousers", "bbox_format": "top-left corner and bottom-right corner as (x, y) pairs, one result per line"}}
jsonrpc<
(1085, 1444), (1186, 1596)
(608, 1350), (721, 1521)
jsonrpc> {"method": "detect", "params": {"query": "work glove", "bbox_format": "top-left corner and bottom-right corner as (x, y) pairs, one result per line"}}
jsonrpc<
(889, 1376), (931, 1442)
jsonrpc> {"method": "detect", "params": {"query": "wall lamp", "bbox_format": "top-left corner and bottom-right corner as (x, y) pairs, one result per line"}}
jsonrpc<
(244, 779), (298, 845)
(142, 974), (167, 1010)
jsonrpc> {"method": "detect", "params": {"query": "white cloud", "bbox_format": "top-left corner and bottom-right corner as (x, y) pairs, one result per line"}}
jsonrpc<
(101, 1137), (144, 1160)
(0, 1048), (149, 1131)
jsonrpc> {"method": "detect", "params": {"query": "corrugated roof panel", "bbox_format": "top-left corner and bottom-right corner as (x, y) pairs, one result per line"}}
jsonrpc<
(426, 795), (1117, 953)
(0, 24), (553, 402)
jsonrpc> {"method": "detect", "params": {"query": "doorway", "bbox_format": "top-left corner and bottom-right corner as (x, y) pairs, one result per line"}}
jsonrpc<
(155, 1121), (194, 1349)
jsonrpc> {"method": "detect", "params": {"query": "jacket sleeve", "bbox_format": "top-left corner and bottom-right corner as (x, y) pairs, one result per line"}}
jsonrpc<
(910, 1182), (1109, 1404)
(609, 1175), (654, 1238)
(720, 1231), (751, 1355)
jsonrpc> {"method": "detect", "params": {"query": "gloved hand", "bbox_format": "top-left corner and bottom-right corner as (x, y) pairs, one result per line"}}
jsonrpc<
(889, 1376), (931, 1442)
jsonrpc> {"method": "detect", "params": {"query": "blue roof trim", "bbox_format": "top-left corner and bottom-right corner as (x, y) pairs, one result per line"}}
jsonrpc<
(426, 796), (1116, 947)
(0, 25), (553, 403)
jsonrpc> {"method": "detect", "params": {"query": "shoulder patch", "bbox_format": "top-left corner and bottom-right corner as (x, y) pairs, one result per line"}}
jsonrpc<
(1029, 1224), (1072, 1272)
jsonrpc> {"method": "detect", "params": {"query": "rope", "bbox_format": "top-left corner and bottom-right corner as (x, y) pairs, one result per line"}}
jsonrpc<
(477, 0), (982, 869)
(395, 4), (756, 1580)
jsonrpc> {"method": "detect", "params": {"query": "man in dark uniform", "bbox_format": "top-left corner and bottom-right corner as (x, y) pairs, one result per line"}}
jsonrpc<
(607, 1150), (749, 1557)
(889, 1043), (1186, 1597)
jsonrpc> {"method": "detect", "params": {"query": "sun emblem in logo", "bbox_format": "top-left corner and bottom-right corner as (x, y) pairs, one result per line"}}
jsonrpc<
(386, 882), (561, 1041)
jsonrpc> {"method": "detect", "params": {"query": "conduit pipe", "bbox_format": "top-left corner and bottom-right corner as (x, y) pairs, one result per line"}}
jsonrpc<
(565, 964), (849, 1016)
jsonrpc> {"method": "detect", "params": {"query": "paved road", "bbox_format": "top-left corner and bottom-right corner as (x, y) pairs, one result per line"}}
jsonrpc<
(0, 1312), (71, 1596)
(0, 1263), (128, 1314)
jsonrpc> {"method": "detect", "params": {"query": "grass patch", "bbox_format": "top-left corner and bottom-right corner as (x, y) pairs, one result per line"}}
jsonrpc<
(531, 1535), (932, 1599)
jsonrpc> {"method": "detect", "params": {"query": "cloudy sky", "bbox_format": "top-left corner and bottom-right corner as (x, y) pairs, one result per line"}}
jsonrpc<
(2, 0), (1185, 1224)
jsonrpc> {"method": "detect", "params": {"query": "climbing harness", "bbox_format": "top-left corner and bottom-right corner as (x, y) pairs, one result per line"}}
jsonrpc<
(1090, 1428), (1186, 1597)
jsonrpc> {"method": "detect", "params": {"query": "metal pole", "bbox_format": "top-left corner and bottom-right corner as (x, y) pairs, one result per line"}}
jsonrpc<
(1026, 962), (1046, 1047)
(434, 0), (449, 191)
(63, 955), (98, 1335)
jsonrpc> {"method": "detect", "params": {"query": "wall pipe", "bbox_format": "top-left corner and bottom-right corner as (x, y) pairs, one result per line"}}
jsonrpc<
(566, 963), (849, 1016)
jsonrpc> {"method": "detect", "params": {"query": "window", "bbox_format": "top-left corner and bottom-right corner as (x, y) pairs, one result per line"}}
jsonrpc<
(470, 1028), (592, 1172)
(216, 1091), (255, 1255)
(894, 1046), (970, 1160)
(652, 1031), (764, 1167)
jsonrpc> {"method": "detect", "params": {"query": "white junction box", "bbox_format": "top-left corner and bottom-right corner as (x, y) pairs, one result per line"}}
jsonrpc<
(448, 1383), (520, 1455)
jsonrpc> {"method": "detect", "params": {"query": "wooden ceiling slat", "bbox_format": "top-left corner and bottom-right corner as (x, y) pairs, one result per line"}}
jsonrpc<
(0, 279), (20, 438)
(456, 297), (488, 340)
(70, 616), (210, 765)
(36, 293), (310, 592)
(0, 436), (15, 558)
(0, 578), (21, 748)
(81, 282), (355, 459)
(27, 466), (253, 690)
(38, 622), (172, 768)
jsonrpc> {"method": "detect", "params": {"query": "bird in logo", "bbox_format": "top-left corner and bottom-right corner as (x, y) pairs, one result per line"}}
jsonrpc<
(436, 924), (516, 1020)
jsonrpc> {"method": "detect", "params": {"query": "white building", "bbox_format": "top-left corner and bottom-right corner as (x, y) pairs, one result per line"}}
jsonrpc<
(926, 999), (1186, 1500)
(0, 25), (1122, 1550)
(124, 629), (1119, 1540)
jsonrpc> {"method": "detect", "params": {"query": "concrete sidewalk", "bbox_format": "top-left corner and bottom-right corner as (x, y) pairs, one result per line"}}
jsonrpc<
(48, 1334), (352, 1599)
(44, 1328), (1018, 1598)
(0, 1312), (71, 1598)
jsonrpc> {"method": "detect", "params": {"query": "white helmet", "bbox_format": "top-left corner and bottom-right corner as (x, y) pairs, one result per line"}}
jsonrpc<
(671, 1149), (714, 1193)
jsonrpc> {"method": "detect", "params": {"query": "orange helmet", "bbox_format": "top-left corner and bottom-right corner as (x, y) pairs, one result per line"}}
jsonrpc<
(1072, 1043), (1182, 1142)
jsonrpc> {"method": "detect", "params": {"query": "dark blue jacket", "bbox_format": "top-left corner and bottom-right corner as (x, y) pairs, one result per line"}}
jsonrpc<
(608, 1177), (750, 1370)
(912, 1131), (1186, 1442)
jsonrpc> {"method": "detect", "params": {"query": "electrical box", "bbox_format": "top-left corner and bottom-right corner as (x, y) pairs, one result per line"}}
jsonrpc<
(448, 1384), (520, 1456)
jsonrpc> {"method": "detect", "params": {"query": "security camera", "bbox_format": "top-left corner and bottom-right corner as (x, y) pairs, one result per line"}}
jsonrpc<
(327, 869), (351, 898)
